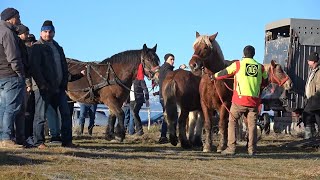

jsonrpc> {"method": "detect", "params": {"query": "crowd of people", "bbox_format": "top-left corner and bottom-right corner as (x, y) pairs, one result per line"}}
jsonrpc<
(0, 7), (318, 154)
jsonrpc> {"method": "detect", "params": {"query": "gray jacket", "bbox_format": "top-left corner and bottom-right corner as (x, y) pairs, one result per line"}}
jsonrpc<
(0, 20), (25, 78)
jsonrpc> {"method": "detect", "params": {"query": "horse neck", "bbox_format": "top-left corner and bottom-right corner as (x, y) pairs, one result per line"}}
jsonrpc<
(205, 51), (226, 73)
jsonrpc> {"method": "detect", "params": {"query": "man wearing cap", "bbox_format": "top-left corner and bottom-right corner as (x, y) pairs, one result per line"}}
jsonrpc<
(303, 52), (320, 139)
(0, 8), (25, 148)
(29, 20), (75, 148)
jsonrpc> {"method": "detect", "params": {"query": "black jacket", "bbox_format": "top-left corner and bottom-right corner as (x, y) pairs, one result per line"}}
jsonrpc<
(29, 39), (69, 93)
(158, 62), (174, 100)
(131, 80), (149, 104)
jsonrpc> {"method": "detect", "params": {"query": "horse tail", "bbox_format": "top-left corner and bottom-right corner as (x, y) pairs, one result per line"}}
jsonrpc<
(163, 78), (178, 137)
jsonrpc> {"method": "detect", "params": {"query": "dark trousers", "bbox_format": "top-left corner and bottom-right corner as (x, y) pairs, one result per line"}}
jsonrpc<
(303, 110), (320, 128)
(25, 91), (35, 140)
(33, 89), (72, 146)
(160, 100), (167, 137)
(129, 101), (143, 134)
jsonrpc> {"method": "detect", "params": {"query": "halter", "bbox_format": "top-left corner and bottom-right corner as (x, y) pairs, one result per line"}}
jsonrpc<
(140, 54), (160, 80)
(268, 65), (289, 87)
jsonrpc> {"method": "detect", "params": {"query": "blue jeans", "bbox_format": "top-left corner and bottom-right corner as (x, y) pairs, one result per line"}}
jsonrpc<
(122, 105), (133, 134)
(79, 103), (97, 128)
(46, 104), (61, 138)
(0, 76), (25, 141)
(33, 89), (72, 146)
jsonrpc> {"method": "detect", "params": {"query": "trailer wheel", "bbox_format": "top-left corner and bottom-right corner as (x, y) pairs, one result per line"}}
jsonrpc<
(263, 113), (271, 135)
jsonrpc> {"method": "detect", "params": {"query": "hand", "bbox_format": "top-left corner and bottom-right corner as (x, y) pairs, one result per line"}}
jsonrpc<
(26, 86), (32, 92)
(145, 100), (150, 107)
(179, 64), (187, 69)
(80, 70), (86, 76)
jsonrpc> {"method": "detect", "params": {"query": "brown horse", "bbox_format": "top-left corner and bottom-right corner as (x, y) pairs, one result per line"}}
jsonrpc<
(162, 69), (202, 148)
(188, 32), (293, 152)
(67, 44), (160, 141)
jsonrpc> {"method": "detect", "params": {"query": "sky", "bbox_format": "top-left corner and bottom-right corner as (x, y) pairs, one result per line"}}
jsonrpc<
(1, 0), (320, 86)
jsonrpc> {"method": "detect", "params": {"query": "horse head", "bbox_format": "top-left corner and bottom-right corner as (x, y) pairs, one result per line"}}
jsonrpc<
(141, 44), (160, 82)
(189, 32), (225, 75)
(265, 60), (293, 90)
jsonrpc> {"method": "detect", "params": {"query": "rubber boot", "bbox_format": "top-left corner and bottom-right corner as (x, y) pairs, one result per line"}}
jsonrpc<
(88, 125), (93, 136)
(304, 126), (314, 139)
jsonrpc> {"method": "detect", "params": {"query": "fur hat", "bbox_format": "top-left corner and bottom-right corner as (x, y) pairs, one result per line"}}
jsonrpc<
(41, 20), (55, 32)
(1, 8), (19, 21)
(308, 52), (319, 62)
(16, 24), (29, 35)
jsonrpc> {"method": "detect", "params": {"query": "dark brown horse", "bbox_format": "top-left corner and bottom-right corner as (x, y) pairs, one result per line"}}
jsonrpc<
(162, 69), (202, 148)
(67, 44), (160, 141)
(188, 32), (293, 152)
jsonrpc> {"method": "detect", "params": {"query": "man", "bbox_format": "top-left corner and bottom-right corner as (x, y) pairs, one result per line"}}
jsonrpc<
(129, 79), (149, 136)
(77, 103), (98, 136)
(157, 53), (176, 144)
(0, 8), (25, 148)
(212, 45), (268, 155)
(303, 52), (320, 139)
(29, 20), (75, 148)
(15, 24), (32, 147)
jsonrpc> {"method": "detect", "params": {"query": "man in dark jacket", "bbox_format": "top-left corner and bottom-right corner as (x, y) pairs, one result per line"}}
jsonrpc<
(157, 53), (175, 144)
(303, 52), (320, 139)
(29, 20), (75, 149)
(129, 79), (149, 135)
(0, 8), (25, 148)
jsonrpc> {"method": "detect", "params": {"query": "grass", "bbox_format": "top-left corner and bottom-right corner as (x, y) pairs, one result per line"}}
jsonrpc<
(0, 125), (319, 180)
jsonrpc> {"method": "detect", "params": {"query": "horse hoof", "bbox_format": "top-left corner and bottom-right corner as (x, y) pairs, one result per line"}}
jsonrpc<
(169, 135), (178, 146)
(203, 144), (212, 152)
(181, 141), (192, 149)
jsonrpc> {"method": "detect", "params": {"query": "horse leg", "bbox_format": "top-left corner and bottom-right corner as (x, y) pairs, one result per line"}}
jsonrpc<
(188, 111), (197, 145)
(202, 107), (214, 152)
(217, 103), (229, 153)
(105, 113), (116, 141)
(179, 110), (191, 149)
(193, 111), (204, 147)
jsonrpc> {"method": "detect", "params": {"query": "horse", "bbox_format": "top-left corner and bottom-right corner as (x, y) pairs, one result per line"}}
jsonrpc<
(67, 44), (160, 141)
(162, 69), (203, 148)
(188, 32), (293, 152)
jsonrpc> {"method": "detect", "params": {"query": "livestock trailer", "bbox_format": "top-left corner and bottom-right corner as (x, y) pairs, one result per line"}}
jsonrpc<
(261, 18), (320, 133)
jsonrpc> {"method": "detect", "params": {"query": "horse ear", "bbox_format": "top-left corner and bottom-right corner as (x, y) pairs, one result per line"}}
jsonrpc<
(271, 59), (276, 67)
(152, 44), (157, 52)
(143, 44), (147, 51)
(196, 31), (200, 38)
(209, 32), (218, 42)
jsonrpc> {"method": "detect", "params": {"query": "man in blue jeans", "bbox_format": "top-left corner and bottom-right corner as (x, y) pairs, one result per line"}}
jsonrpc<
(0, 8), (25, 148)
(77, 103), (97, 136)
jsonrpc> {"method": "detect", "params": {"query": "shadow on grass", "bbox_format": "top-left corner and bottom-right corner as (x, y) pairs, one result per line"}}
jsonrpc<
(0, 150), (50, 166)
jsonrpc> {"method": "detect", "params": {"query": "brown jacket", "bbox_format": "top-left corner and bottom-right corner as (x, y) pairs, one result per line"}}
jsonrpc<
(304, 64), (320, 111)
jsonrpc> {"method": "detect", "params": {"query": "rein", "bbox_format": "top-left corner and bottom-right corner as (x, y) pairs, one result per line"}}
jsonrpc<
(268, 65), (289, 87)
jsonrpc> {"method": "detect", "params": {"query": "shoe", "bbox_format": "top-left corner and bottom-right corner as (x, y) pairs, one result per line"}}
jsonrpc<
(50, 136), (62, 144)
(37, 144), (47, 149)
(136, 131), (144, 136)
(62, 142), (79, 148)
(158, 137), (169, 144)
(221, 148), (236, 155)
(0, 140), (23, 149)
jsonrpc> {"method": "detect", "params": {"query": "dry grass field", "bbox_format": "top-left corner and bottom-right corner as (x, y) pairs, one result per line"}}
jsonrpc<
(0, 125), (319, 180)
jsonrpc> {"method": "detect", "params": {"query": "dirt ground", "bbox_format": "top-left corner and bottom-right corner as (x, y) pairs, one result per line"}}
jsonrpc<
(0, 125), (319, 180)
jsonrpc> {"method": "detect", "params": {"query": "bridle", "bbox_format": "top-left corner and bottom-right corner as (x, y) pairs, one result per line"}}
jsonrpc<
(140, 53), (160, 80)
(268, 64), (289, 87)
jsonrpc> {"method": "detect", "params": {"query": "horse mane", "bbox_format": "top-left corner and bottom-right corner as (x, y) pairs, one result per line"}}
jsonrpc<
(100, 50), (141, 65)
(193, 35), (225, 61)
